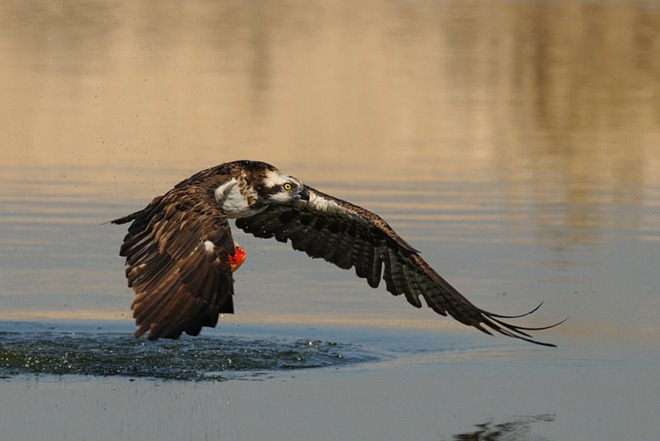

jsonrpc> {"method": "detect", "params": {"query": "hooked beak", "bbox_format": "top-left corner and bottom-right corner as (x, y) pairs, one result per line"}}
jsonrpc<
(296, 186), (310, 201)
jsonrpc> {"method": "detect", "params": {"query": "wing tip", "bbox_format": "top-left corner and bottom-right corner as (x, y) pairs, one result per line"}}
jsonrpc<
(476, 303), (566, 347)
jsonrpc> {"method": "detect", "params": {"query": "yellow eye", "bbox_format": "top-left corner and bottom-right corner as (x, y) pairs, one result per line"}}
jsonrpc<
(283, 182), (293, 191)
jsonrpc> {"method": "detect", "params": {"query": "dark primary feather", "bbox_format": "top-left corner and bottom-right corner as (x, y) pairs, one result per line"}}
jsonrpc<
(236, 186), (560, 347)
(111, 170), (236, 340)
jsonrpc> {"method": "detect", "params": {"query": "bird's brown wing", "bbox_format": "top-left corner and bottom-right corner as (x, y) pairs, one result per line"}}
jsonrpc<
(112, 183), (236, 340)
(236, 186), (558, 346)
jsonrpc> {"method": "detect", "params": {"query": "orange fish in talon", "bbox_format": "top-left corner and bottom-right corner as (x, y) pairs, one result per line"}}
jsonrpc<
(228, 244), (246, 272)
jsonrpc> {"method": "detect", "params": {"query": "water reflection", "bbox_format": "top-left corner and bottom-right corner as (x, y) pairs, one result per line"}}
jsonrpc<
(1, 1), (657, 174)
(449, 414), (555, 441)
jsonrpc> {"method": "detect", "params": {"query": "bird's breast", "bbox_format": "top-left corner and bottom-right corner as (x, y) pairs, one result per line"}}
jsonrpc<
(214, 177), (264, 218)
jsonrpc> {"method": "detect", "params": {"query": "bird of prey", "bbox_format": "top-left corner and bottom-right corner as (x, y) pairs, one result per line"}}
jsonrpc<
(111, 160), (559, 346)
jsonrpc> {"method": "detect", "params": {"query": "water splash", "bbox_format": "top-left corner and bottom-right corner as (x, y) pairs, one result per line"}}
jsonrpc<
(0, 327), (375, 381)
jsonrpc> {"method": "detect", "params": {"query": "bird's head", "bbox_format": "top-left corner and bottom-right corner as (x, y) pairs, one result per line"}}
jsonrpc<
(258, 169), (310, 204)
(214, 161), (310, 218)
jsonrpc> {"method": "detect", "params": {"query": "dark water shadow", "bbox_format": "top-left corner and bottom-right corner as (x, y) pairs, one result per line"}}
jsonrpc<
(0, 322), (379, 381)
(448, 414), (555, 441)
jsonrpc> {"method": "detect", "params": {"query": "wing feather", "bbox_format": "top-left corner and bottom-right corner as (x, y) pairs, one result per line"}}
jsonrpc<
(112, 177), (236, 340)
(236, 186), (558, 346)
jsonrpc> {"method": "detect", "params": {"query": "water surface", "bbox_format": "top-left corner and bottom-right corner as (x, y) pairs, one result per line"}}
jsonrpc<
(1, 1), (659, 440)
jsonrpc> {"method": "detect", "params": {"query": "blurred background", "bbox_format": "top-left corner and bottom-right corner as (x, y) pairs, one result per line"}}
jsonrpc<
(0, 0), (658, 342)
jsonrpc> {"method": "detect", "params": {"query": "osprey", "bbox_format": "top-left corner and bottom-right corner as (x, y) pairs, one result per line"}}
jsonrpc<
(112, 160), (559, 346)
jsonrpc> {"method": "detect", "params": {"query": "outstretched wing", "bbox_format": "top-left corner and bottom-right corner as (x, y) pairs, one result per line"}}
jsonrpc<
(236, 186), (558, 346)
(112, 182), (236, 340)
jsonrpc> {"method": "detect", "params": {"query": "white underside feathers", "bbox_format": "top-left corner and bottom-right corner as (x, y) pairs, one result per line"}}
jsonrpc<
(214, 177), (259, 218)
